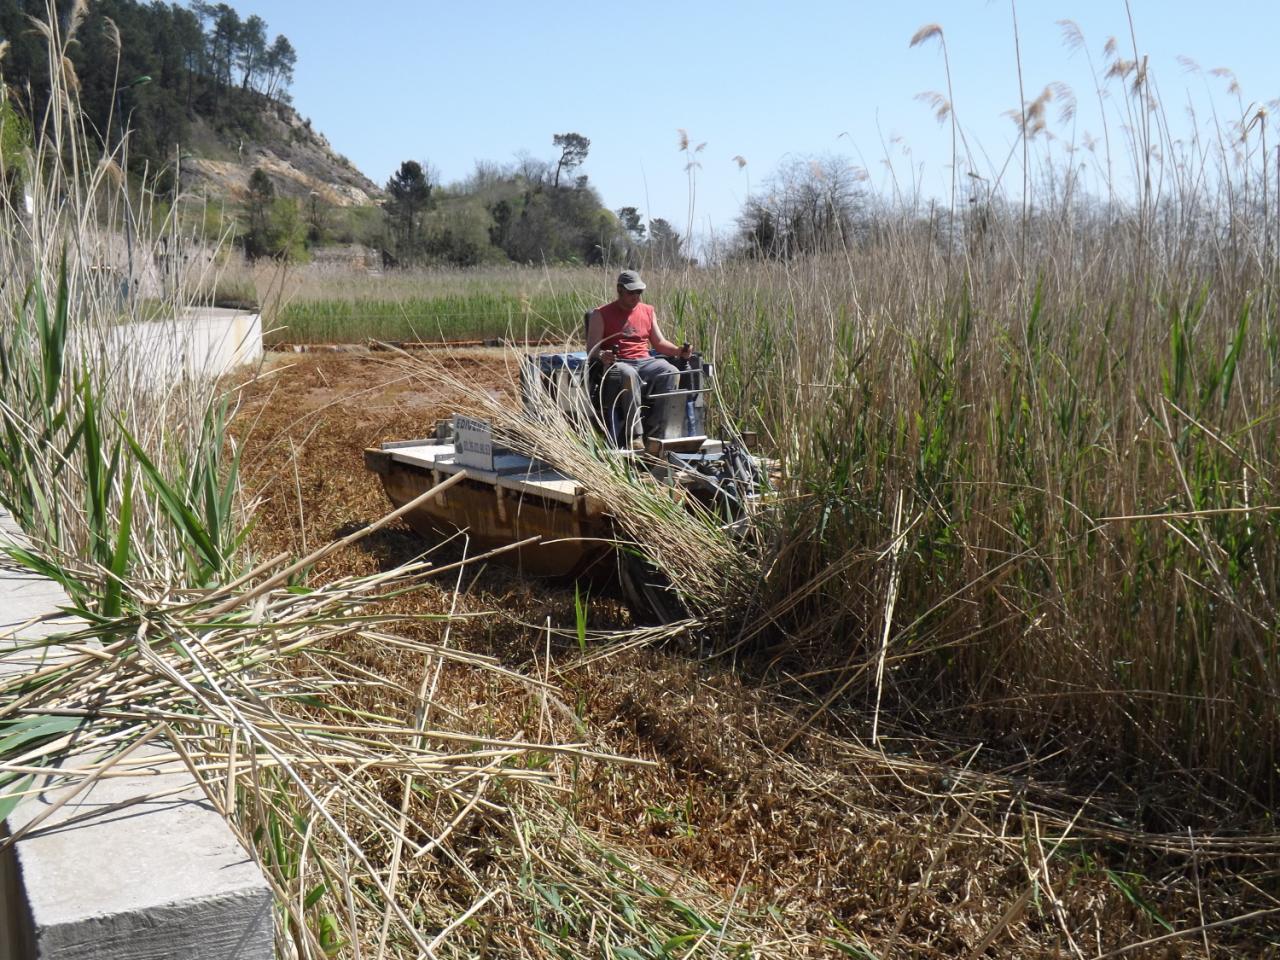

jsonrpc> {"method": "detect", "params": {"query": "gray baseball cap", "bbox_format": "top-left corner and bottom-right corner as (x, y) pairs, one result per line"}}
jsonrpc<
(617, 270), (646, 291)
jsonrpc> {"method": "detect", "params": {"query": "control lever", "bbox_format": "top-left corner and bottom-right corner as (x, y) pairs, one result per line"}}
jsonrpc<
(679, 342), (696, 433)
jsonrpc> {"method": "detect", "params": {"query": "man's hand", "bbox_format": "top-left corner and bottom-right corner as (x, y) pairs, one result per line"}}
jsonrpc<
(678, 342), (693, 360)
(599, 348), (616, 367)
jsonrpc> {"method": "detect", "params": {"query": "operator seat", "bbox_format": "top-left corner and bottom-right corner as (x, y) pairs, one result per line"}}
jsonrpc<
(583, 309), (707, 451)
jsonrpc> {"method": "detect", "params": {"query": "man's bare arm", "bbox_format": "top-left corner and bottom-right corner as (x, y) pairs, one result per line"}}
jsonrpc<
(586, 309), (616, 364)
(649, 317), (691, 358)
(586, 310), (605, 355)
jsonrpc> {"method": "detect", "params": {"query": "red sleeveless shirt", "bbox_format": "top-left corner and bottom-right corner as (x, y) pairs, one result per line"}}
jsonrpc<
(595, 301), (654, 361)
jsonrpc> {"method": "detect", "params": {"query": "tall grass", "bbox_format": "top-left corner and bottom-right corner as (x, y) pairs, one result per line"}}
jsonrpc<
(640, 28), (1280, 813)
(662, 251), (1275, 806)
(225, 260), (610, 344)
(273, 291), (583, 344)
(0, 10), (242, 589)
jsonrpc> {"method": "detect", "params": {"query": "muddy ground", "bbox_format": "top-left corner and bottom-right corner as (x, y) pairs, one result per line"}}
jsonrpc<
(229, 348), (1265, 959)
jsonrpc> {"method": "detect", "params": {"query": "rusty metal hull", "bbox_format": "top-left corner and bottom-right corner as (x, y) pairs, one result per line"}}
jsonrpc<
(369, 452), (615, 579)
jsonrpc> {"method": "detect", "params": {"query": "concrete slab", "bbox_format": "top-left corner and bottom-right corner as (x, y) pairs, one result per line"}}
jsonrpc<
(0, 566), (82, 680)
(11, 764), (273, 960)
(0, 510), (274, 960)
(0, 516), (86, 687)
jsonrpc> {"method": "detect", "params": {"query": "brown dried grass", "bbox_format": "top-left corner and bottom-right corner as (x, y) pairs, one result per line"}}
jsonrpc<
(225, 349), (1280, 957)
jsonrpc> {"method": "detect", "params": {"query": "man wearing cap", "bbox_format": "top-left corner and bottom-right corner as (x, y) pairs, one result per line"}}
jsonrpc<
(586, 270), (693, 444)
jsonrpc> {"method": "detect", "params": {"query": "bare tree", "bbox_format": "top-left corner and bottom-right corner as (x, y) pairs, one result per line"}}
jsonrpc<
(513, 151), (551, 186)
(737, 156), (868, 258)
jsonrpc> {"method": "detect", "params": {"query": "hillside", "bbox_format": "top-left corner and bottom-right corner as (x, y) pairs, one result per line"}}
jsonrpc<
(0, 0), (380, 211)
(0, 0), (648, 265)
(178, 101), (382, 209)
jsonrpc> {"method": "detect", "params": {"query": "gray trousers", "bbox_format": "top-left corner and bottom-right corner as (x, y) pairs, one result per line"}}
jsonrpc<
(600, 356), (681, 443)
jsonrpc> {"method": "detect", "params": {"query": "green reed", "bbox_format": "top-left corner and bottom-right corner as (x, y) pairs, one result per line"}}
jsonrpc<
(658, 250), (1279, 812)
(271, 291), (585, 344)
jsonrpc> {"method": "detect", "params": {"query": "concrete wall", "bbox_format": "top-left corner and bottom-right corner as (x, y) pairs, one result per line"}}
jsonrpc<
(0, 511), (273, 960)
(105, 308), (263, 387)
(0, 306), (268, 958)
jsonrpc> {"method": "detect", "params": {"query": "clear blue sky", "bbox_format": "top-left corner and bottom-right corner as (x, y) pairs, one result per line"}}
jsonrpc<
(223, 1), (1279, 246)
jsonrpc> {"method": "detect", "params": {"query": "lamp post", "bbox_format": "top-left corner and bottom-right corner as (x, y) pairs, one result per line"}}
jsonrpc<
(115, 75), (151, 307)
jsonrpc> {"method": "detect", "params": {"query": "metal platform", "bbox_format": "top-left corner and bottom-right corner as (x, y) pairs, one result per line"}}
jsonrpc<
(365, 440), (614, 579)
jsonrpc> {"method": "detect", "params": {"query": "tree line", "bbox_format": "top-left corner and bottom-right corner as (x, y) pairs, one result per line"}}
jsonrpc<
(375, 134), (688, 269)
(247, 131), (690, 268)
(2, 2), (863, 267)
(0, 0), (295, 174)
(0, 1), (688, 269)
(368, 143), (878, 268)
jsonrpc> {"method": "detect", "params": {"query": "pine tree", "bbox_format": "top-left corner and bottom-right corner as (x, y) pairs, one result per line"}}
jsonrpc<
(385, 161), (432, 262)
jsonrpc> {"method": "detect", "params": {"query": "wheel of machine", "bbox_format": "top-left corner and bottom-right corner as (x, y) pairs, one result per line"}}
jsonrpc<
(618, 550), (689, 625)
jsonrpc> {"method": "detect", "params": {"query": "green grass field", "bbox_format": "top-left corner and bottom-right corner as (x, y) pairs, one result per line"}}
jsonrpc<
(244, 263), (608, 344)
(270, 291), (583, 343)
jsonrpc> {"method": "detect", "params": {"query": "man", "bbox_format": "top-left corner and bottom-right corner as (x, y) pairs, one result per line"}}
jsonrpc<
(586, 270), (693, 444)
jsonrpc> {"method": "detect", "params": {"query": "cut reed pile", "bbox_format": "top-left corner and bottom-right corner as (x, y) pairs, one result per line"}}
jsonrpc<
(385, 344), (762, 621)
(0, 545), (640, 957)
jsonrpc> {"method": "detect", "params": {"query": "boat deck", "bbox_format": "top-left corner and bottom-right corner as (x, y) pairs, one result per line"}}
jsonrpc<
(379, 441), (582, 504)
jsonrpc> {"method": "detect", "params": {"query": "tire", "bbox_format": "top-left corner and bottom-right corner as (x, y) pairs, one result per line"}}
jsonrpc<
(618, 550), (689, 625)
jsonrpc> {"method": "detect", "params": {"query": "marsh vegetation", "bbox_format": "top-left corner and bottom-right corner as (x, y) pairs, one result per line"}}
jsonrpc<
(2, 4), (1279, 958)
